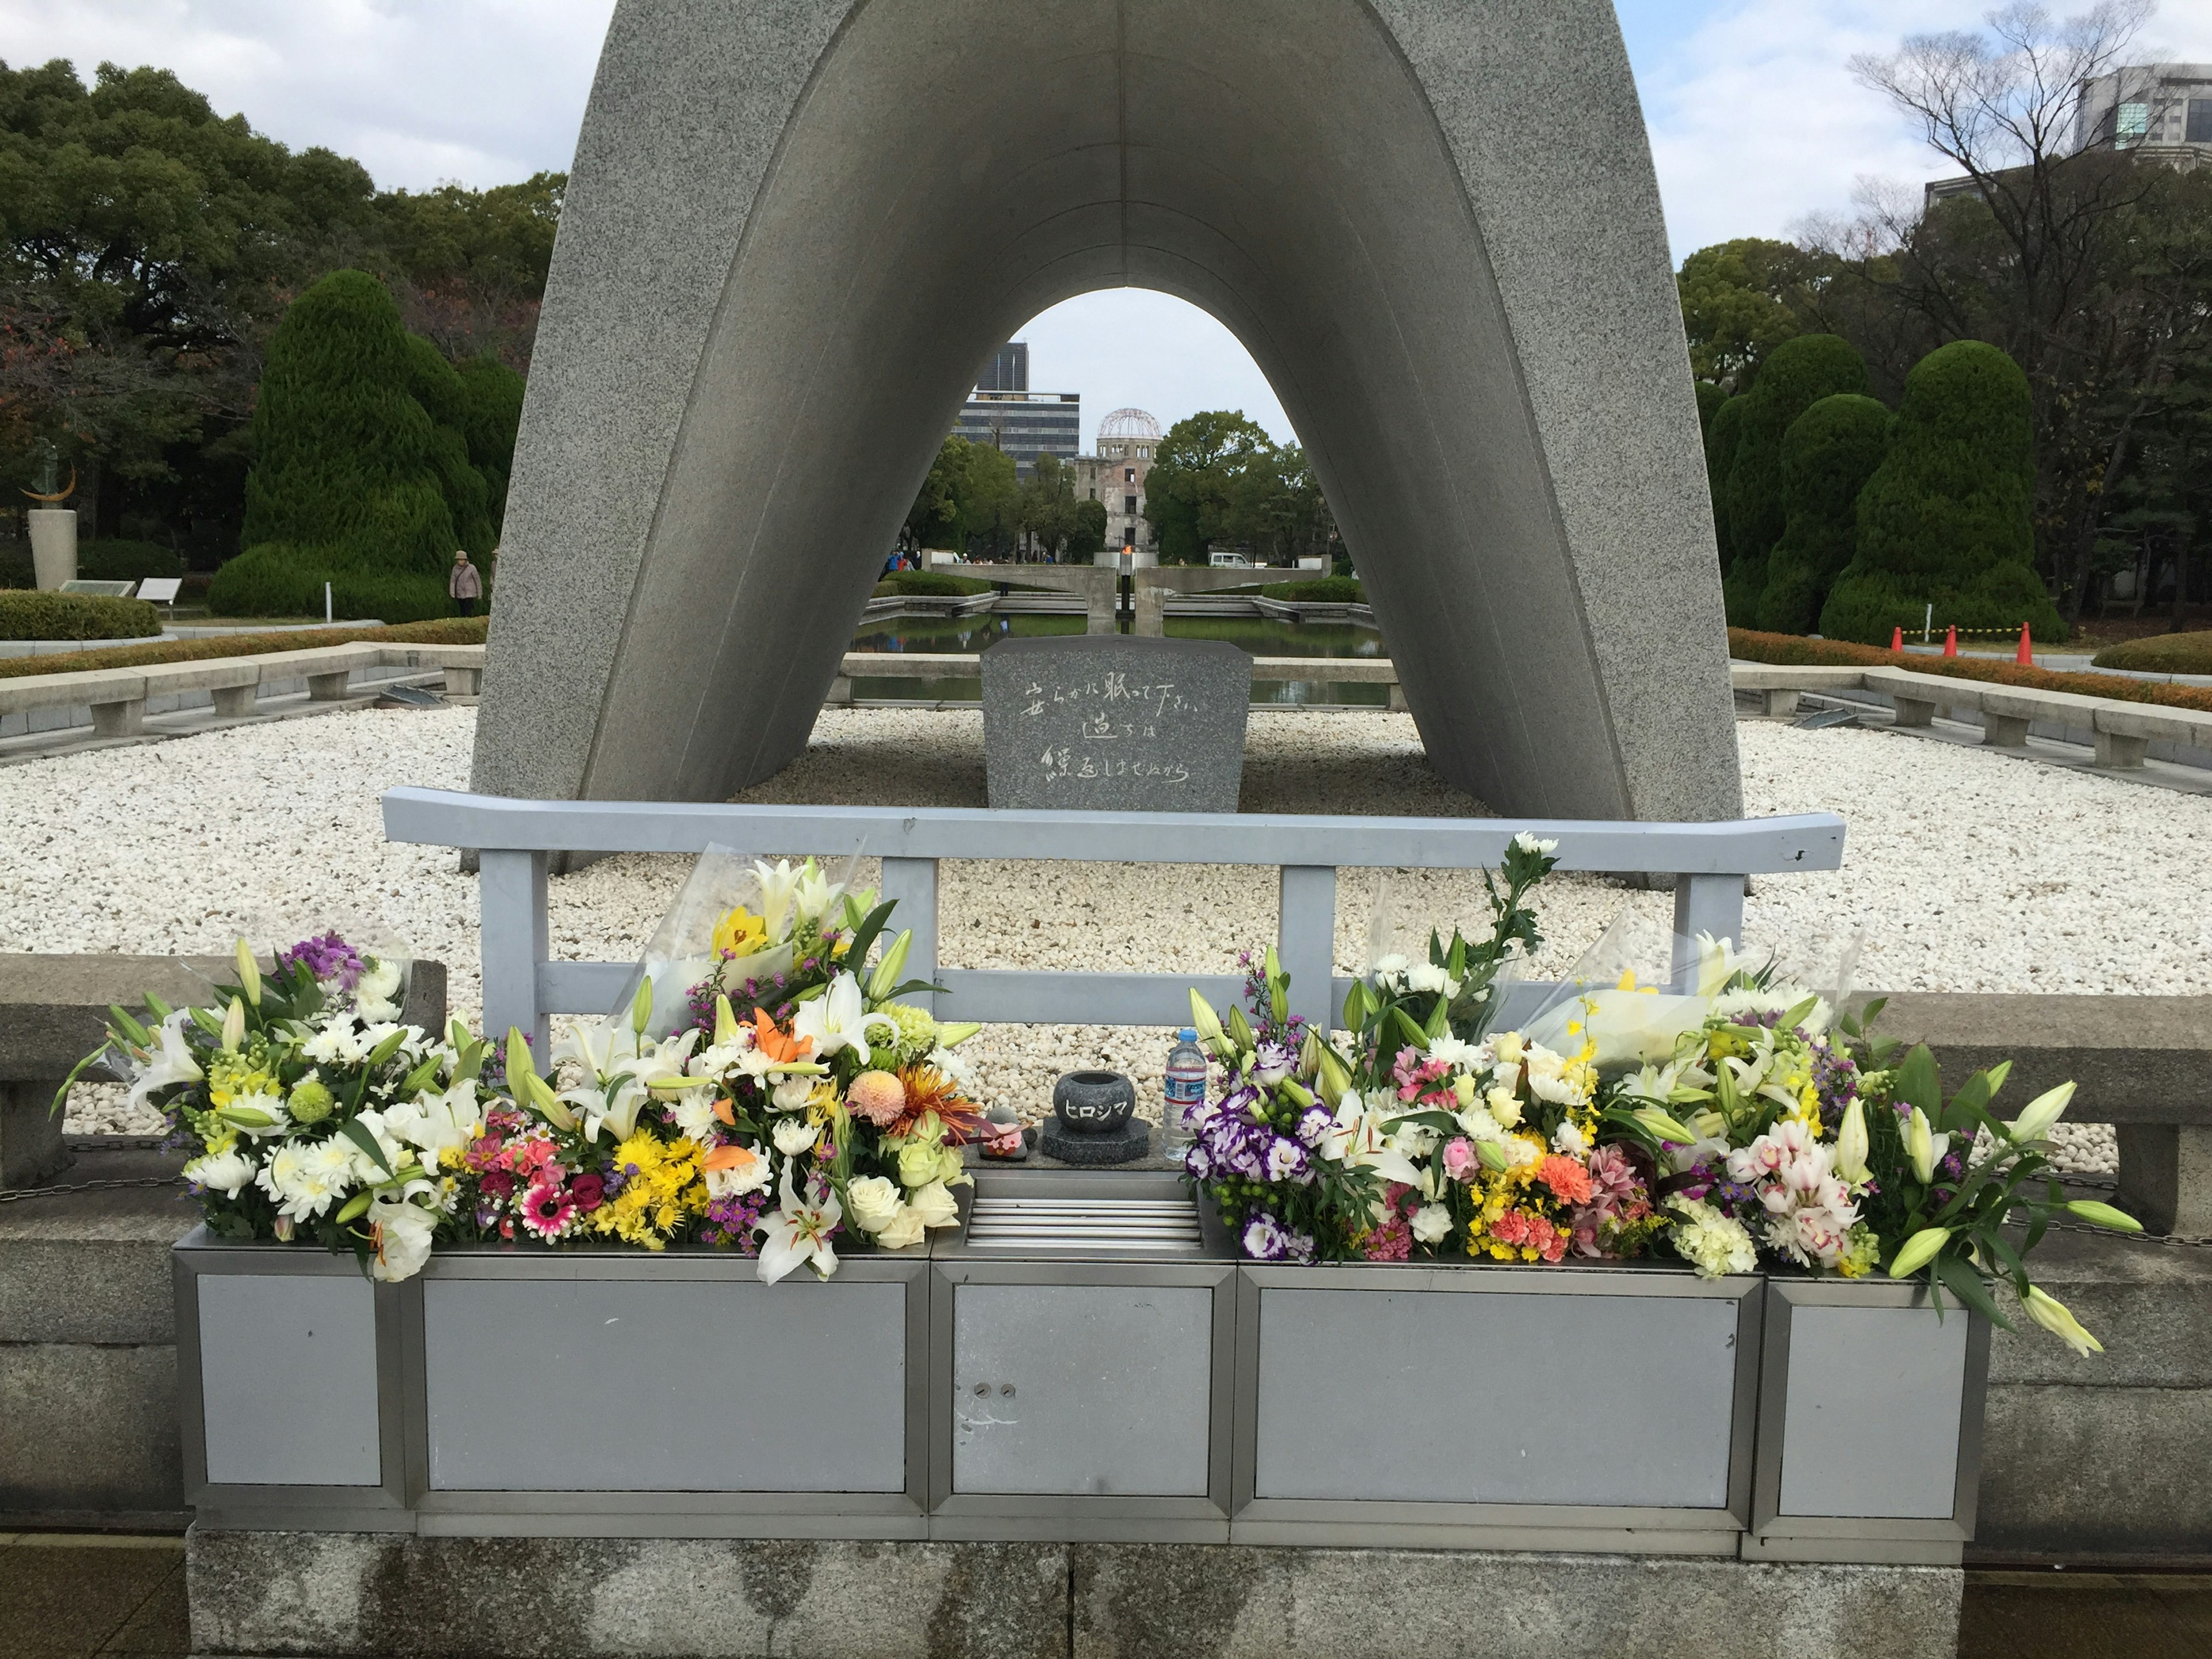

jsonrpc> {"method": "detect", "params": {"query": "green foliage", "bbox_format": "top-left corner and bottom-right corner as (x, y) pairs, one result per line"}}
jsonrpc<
(1259, 575), (1365, 603)
(77, 539), (183, 580)
(204, 543), (456, 624)
(454, 354), (526, 529)
(872, 570), (991, 597)
(1142, 413), (1335, 566)
(1719, 335), (1870, 624)
(1756, 395), (1892, 635)
(1821, 341), (2066, 645)
(903, 434), (1019, 557)
(0, 590), (161, 639)
(1068, 496), (1108, 561)
(2092, 630), (2212, 672)
(240, 269), (499, 607)
(1702, 395), (1748, 566)
(0, 615), (485, 680)
(1675, 238), (1828, 390)
(1694, 380), (1728, 437)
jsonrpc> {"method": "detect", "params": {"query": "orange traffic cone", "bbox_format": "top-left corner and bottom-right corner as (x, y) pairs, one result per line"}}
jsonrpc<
(1942, 624), (1958, 658)
(2015, 622), (2033, 666)
(1889, 626), (1904, 652)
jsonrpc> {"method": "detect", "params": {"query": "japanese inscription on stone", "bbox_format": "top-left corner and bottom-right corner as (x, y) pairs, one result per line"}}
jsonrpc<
(980, 637), (1252, 812)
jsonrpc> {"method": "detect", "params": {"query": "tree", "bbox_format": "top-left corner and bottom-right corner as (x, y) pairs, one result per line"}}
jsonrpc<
(1695, 380), (1728, 437)
(453, 354), (526, 531)
(373, 172), (562, 369)
(1820, 340), (2065, 644)
(1676, 238), (1828, 391)
(213, 268), (488, 617)
(1718, 334), (1869, 624)
(1142, 410), (1272, 563)
(1703, 395), (1748, 571)
(1756, 394), (1892, 634)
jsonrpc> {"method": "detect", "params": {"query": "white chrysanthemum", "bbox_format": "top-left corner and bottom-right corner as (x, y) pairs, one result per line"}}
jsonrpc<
(666, 1090), (722, 1145)
(354, 959), (404, 1024)
(1668, 1198), (1759, 1277)
(183, 1149), (257, 1198)
(257, 1138), (355, 1221)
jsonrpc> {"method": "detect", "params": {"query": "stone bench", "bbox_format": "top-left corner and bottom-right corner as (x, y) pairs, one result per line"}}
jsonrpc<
(1866, 991), (2212, 1235)
(2089, 700), (2212, 770)
(1727, 663), (1867, 717)
(0, 642), (486, 737)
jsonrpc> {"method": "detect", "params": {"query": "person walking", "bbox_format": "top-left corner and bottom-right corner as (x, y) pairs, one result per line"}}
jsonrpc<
(449, 549), (483, 617)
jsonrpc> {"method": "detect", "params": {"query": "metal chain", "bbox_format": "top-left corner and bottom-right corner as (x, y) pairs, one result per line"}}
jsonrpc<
(0, 1176), (183, 1204)
(2046, 1217), (2212, 1249)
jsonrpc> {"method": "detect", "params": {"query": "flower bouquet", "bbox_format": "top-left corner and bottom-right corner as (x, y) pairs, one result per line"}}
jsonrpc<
(66, 935), (481, 1281)
(1183, 834), (2144, 1350)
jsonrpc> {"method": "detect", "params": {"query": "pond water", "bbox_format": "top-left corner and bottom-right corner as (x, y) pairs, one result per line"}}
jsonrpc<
(849, 611), (1389, 704)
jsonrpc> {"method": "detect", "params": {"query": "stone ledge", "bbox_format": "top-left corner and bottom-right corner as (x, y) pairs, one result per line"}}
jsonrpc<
(184, 1532), (1960, 1659)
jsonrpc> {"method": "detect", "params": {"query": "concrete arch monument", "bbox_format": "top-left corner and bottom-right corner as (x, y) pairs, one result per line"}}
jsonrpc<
(474, 0), (1741, 821)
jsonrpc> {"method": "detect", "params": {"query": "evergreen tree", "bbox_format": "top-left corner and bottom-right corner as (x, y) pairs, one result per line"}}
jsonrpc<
(1703, 395), (1748, 570)
(1695, 380), (1728, 438)
(1755, 395), (1891, 635)
(1719, 334), (1869, 624)
(454, 354), (527, 530)
(1820, 341), (2066, 645)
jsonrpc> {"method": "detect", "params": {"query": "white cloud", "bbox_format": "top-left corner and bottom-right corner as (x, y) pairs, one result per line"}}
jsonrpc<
(0, 0), (613, 190)
(1635, 0), (2212, 259)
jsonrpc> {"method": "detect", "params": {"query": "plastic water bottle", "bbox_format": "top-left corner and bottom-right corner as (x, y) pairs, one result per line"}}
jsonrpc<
(1162, 1028), (1207, 1161)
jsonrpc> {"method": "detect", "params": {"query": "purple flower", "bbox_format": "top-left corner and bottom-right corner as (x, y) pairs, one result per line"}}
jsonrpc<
(277, 931), (368, 991)
(1264, 1137), (1312, 1185)
(1241, 1213), (1290, 1261)
(1220, 1081), (1264, 1122)
(1294, 1106), (1333, 1148)
(1284, 1229), (1317, 1264)
(1252, 1041), (1296, 1086)
(1184, 1143), (1216, 1181)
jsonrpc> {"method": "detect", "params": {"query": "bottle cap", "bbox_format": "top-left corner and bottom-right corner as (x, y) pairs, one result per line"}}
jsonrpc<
(1177, 1027), (1196, 1040)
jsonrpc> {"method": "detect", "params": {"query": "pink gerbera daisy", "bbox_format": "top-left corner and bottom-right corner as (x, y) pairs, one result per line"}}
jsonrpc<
(520, 1181), (575, 1239)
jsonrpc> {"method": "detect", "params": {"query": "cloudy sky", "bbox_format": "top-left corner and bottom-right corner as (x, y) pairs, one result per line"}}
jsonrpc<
(7, 1), (2210, 442)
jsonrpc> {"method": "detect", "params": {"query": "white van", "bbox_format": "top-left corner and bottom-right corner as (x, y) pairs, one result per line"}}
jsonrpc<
(1207, 551), (1252, 568)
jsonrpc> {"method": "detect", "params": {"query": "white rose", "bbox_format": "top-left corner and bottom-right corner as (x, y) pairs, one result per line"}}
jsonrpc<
(1406, 962), (1449, 995)
(1410, 1203), (1454, 1245)
(874, 1203), (927, 1251)
(844, 1175), (903, 1235)
(907, 1179), (961, 1230)
(772, 1118), (820, 1157)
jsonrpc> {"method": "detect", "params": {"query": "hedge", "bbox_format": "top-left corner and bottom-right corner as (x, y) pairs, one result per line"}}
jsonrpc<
(1260, 575), (1366, 603)
(206, 544), (461, 623)
(1718, 334), (1869, 626)
(0, 616), (487, 681)
(1727, 627), (2212, 714)
(1819, 341), (2065, 646)
(2090, 630), (2212, 675)
(0, 590), (164, 641)
(1756, 395), (1891, 637)
(873, 570), (993, 597)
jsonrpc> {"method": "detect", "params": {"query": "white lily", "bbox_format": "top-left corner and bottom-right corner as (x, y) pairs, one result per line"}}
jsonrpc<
(126, 1009), (204, 1116)
(382, 1082), (483, 1160)
(219, 996), (247, 1052)
(2006, 1082), (2075, 1146)
(753, 857), (807, 938)
(1693, 933), (1749, 998)
(790, 972), (899, 1065)
(1905, 1107), (1951, 1185)
(756, 1165), (842, 1285)
(1834, 1097), (1870, 1184)
(791, 858), (839, 929)
(2021, 1286), (2103, 1356)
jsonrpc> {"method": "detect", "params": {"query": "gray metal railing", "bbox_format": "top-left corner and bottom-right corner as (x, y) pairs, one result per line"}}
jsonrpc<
(380, 788), (1846, 1051)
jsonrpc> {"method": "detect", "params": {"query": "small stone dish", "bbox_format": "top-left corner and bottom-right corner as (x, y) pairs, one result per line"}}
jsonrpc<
(1053, 1069), (1135, 1134)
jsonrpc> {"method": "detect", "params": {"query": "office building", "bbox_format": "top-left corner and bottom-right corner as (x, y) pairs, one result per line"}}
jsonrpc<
(952, 340), (1080, 474)
(1927, 63), (2212, 207)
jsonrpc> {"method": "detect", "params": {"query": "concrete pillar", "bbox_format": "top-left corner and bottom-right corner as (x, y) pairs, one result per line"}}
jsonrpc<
(90, 698), (145, 737)
(1760, 689), (1800, 718)
(1983, 712), (2031, 749)
(2096, 730), (2149, 770)
(0, 1080), (73, 1185)
(442, 666), (484, 696)
(1131, 585), (1169, 637)
(306, 671), (351, 702)
(2117, 1124), (2212, 1237)
(211, 684), (257, 719)
(1891, 696), (1937, 729)
(28, 509), (77, 590)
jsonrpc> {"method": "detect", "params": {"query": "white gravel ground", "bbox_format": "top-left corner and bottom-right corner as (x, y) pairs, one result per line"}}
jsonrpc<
(9, 703), (2201, 1173)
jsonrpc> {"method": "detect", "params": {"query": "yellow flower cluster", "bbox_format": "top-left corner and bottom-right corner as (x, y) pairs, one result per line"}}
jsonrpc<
(590, 1131), (706, 1249)
(205, 1051), (276, 1111)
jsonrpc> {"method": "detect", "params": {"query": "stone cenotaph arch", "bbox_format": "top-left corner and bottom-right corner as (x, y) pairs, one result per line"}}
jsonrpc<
(472, 0), (1742, 822)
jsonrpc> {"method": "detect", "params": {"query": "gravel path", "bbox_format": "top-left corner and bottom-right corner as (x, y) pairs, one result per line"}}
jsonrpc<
(9, 704), (2198, 1173)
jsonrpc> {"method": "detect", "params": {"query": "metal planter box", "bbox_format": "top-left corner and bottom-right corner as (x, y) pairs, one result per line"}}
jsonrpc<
(1745, 1276), (1990, 1565)
(1232, 1260), (1763, 1554)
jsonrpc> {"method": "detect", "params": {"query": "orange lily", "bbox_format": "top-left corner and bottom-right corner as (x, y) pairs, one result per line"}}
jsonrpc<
(750, 1007), (815, 1064)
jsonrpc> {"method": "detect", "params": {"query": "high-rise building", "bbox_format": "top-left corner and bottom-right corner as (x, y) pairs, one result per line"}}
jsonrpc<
(1070, 408), (1162, 558)
(2074, 63), (2212, 158)
(951, 340), (1080, 475)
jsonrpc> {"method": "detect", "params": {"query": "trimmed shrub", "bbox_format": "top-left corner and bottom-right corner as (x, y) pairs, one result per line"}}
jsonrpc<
(873, 570), (993, 597)
(402, 333), (497, 556)
(1728, 627), (2210, 712)
(1755, 395), (1891, 635)
(456, 354), (526, 528)
(1695, 380), (1729, 438)
(79, 540), (184, 580)
(1819, 341), (2066, 645)
(1703, 395), (1747, 566)
(1260, 575), (1365, 603)
(0, 590), (163, 641)
(2091, 630), (2212, 673)
(241, 270), (482, 582)
(0, 616), (487, 681)
(1719, 335), (1869, 626)
(0, 544), (31, 588)
(206, 543), (458, 624)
